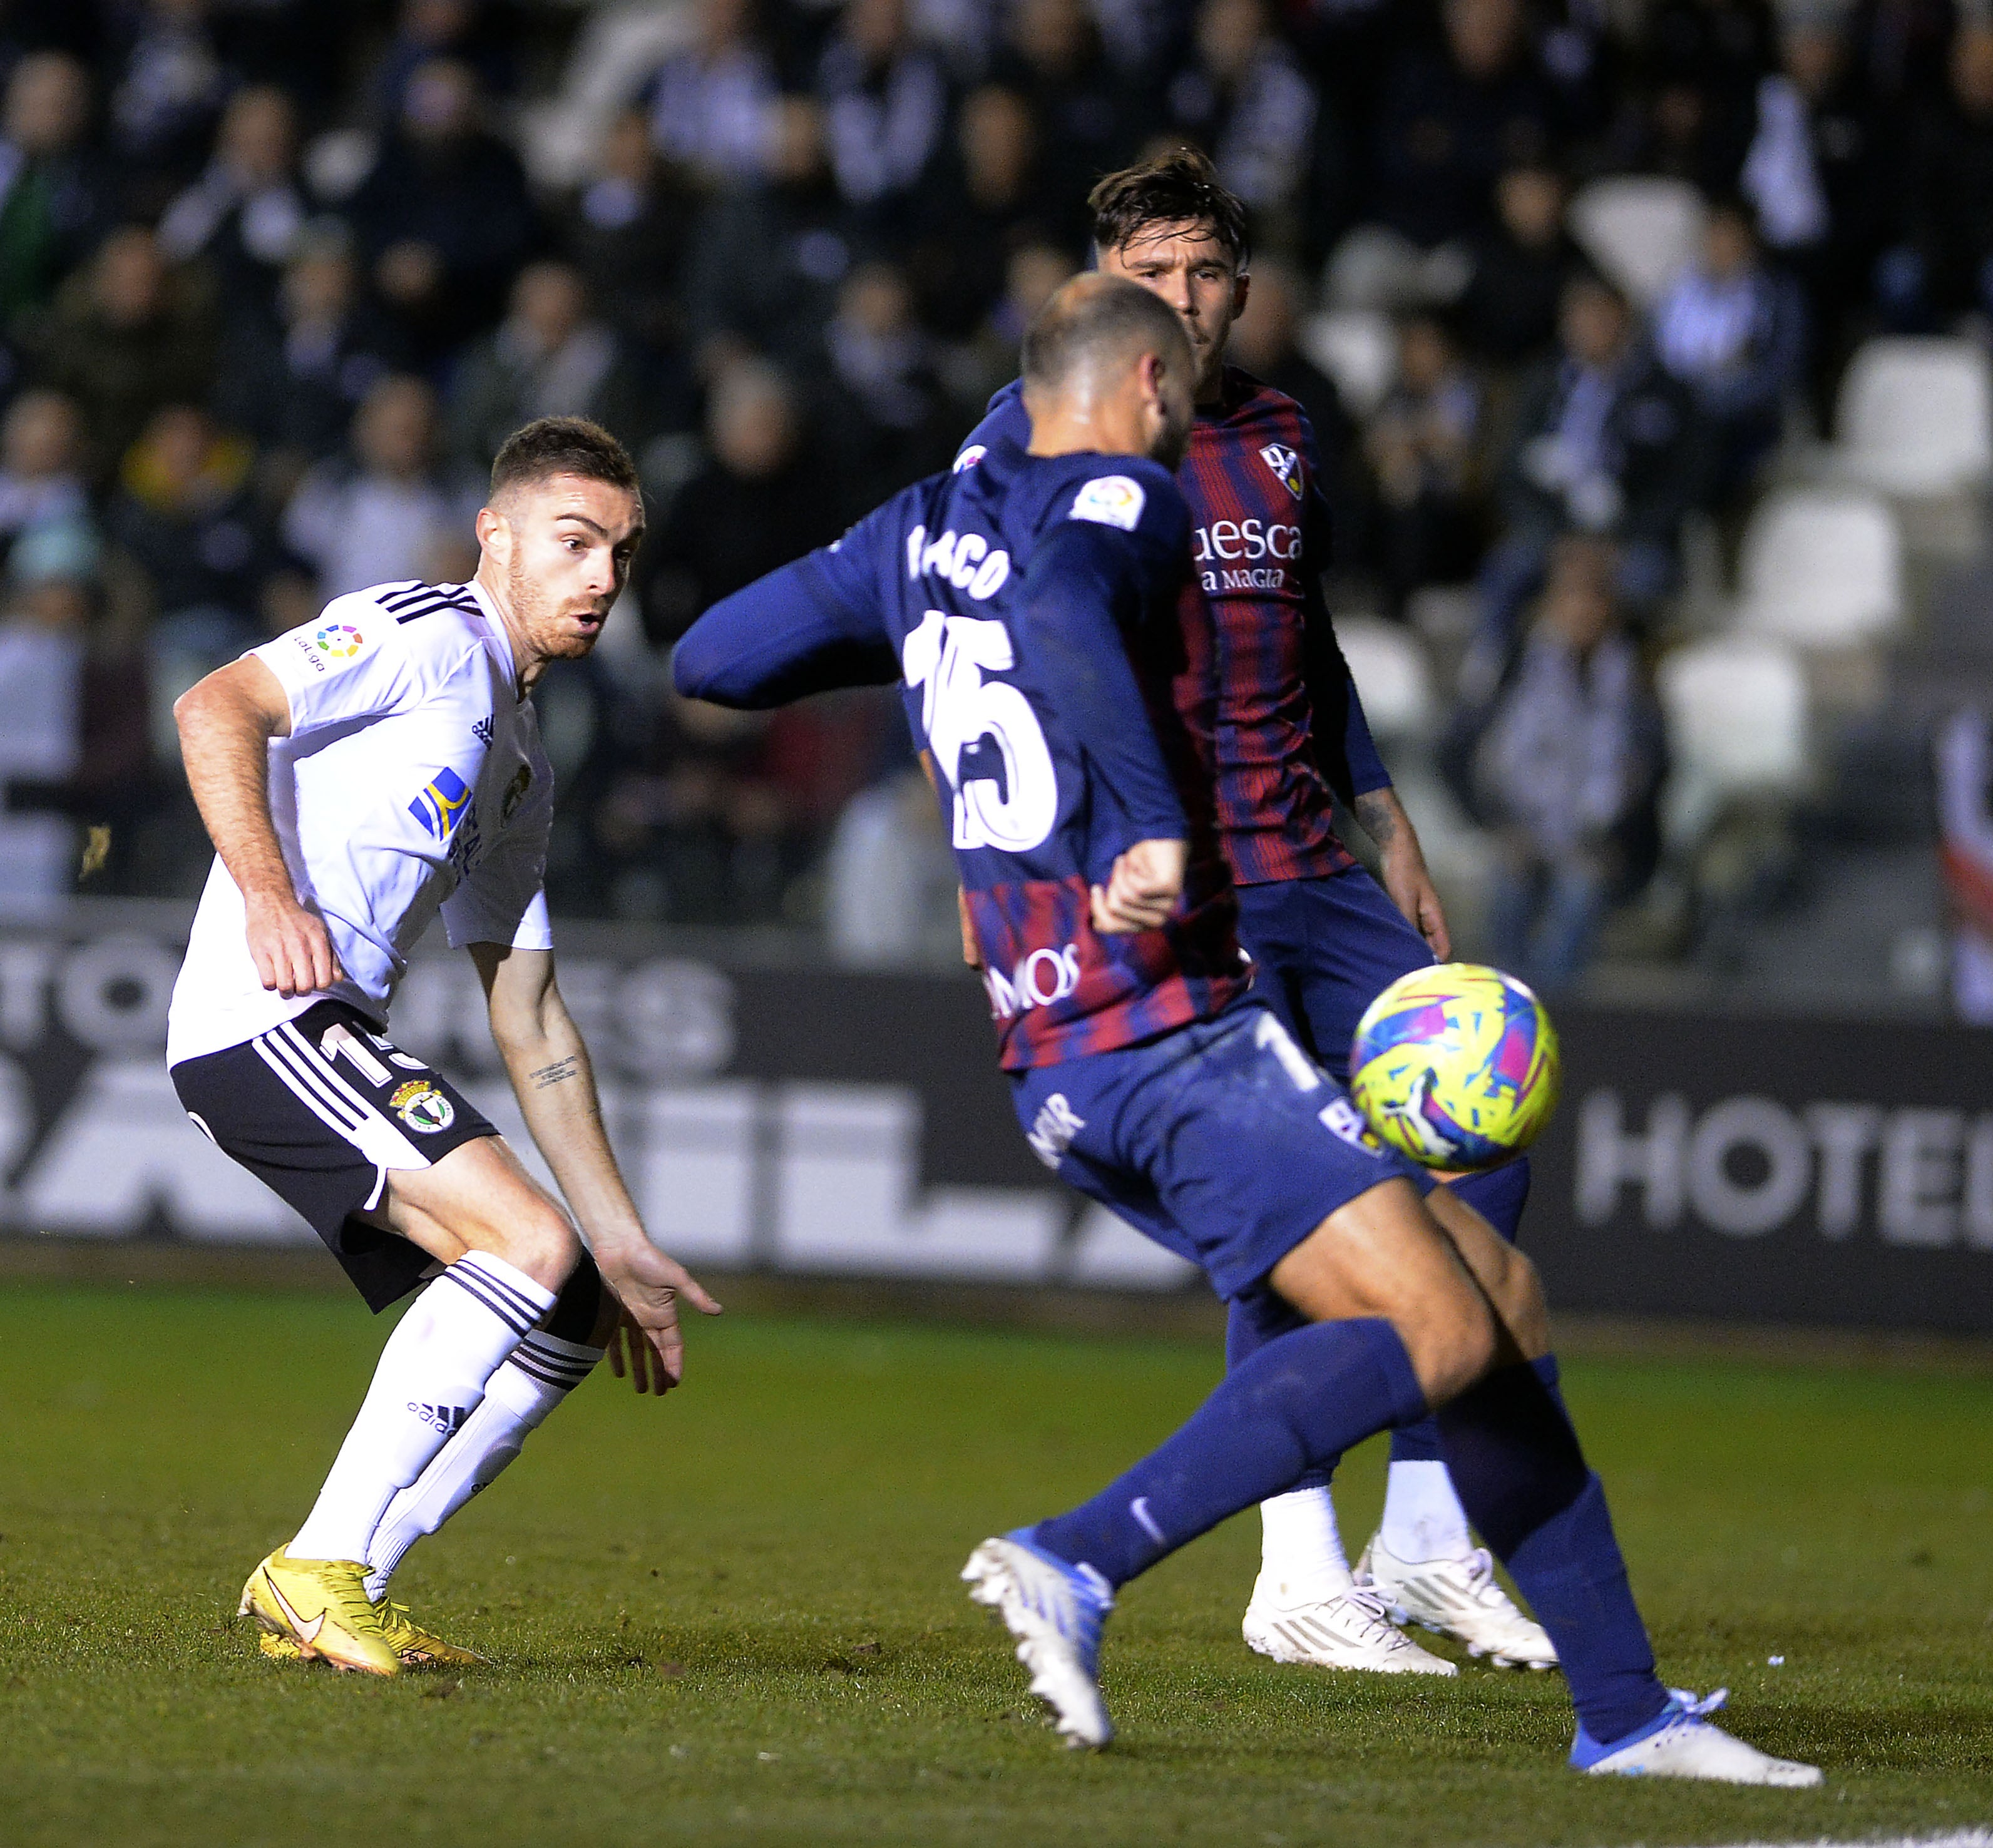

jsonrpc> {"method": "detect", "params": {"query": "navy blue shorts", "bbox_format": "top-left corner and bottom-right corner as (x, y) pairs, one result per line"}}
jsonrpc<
(1010, 999), (1432, 1302)
(1234, 866), (1437, 1084)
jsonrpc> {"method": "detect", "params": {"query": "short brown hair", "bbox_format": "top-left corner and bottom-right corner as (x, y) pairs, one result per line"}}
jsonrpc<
(489, 416), (640, 501)
(1022, 273), (1191, 394)
(1088, 146), (1250, 272)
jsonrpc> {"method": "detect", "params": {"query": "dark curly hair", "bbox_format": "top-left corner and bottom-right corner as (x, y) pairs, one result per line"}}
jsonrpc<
(489, 416), (640, 501)
(1087, 146), (1251, 272)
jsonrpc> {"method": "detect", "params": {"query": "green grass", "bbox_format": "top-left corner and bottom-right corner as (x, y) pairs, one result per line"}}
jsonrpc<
(0, 1286), (1988, 1847)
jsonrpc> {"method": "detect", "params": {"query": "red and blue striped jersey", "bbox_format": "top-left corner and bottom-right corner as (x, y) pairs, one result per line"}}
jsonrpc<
(967, 368), (1389, 887)
(675, 437), (1251, 1070)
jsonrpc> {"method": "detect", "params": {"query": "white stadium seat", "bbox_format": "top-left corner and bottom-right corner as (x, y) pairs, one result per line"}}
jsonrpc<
(1299, 309), (1397, 417)
(1732, 488), (1904, 648)
(1832, 336), (1993, 495)
(1567, 176), (1708, 307)
(1333, 615), (1437, 745)
(1657, 636), (1810, 845)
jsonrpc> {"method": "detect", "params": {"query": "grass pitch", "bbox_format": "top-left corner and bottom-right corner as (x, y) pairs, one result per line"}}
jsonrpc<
(0, 1286), (1988, 1847)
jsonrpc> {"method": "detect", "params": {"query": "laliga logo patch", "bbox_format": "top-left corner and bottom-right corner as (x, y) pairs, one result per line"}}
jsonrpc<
(1069, 475), (1145, 531)
(390, 1079), (455, 1134)
(314, 622), (365, 658)
(1259, 442), (1303, 499)
(952, 444), (986, 472)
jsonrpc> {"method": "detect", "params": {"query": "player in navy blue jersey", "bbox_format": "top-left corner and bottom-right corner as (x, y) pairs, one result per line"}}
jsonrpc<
(959, 148), (1551, 1677)
(672, 274), (1819, 1785)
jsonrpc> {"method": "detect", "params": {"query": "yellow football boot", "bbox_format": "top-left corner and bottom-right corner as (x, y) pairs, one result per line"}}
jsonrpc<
(256, 1597), (484, 1668)
(238, 1547), (401, 1677)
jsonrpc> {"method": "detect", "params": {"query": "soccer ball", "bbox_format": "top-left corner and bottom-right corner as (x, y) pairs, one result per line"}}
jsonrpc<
(1347, 964), (1561, 1170)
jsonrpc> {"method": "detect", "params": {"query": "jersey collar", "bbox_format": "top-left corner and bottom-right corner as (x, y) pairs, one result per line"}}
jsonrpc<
(464, 577), (526, 701)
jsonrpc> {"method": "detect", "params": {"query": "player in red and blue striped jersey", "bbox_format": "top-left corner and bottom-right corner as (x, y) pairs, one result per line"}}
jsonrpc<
(674, 275), (1818, 1787)
(960, 151), (1555, 1676)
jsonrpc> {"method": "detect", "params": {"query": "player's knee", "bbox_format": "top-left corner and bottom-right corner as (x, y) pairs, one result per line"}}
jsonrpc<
(486, 1207), (582, 1293)
(1399, 1289), (1499, 1406)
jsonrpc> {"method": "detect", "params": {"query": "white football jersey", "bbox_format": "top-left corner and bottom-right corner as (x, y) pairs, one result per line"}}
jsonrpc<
(167, 578), (556, 1066)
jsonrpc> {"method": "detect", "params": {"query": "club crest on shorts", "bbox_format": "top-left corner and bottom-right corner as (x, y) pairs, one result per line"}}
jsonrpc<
(1259, 442), (1303, 498)
(390, 1079), (455, 1133)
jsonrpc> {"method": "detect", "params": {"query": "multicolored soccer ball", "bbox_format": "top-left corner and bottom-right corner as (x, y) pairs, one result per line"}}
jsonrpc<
(1347, 964), (1561, 1170)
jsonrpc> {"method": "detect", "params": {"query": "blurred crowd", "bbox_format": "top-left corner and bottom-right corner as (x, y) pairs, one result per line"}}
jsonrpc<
(0, 0), (1976, 968)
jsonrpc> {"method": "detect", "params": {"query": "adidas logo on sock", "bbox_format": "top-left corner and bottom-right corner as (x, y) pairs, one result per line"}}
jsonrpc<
(407, 1402), (469, 1436)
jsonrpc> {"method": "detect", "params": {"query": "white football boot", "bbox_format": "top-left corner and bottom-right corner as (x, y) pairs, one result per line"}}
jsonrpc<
(1573, 1687), (1823, 1786)
(963, 1530), (1115, 1749)
(1243, 1578), (1458, 1674)
(1358, 1535), (1559, 1670)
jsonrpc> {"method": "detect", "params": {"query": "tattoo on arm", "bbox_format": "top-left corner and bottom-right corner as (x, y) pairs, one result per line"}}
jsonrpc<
(1353, 790), (1400, 850)
(528, 1054), (580, 1090)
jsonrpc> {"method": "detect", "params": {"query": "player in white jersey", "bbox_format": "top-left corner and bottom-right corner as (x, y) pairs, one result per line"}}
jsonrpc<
(167, 417), (718, 1676)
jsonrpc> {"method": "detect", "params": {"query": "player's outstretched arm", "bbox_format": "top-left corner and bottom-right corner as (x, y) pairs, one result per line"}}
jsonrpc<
(471, 941), (721, 1394)
(1352, 786), (1452, 960)
(173, 656), (346, 998)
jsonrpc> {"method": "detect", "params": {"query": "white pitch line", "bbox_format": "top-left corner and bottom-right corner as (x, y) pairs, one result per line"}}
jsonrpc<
(1659, 1834), (1993, 1848)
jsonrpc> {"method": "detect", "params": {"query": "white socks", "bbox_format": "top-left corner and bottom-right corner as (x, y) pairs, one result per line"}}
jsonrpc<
(1255, 1485), (1355, 1604)
(363, 1330), (602, 1600)
(290, 1252), (556, 1565)
(1378, 1459), (1474, 1564)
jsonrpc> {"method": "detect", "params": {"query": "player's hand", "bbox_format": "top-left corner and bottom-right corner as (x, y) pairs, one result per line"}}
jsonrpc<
(596, 1239), (722, 1394)
(957, 887), (982, 969)
(1380, 843), (1452, 960)
(1090, 839), (1187, 934)
(244, 889), (346, 998)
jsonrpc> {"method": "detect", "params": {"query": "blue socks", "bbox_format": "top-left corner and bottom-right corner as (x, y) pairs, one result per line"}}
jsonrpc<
(1390, 1156), (1532, 1468)
(1437, 1355), (1669, 1745)
(1224, 1287), (1333, 1493)
(1033, 1318), (1428, 1588)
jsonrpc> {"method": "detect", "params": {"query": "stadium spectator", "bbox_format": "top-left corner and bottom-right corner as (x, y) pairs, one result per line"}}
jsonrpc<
(105, 0), (230, 208)
(815, 0), (949, 225)
(1651, 198), (1804, 502)
(1887, 22), (1993, 329)
(643, 0), (781, 188)
(108, 402), (294, 673)
(1636, 0), (1778, 195)
(991, 0), (1140, 196)
(212, 227), (410, 484)
(1165, 0), (1322, 217)
(684, 94), (854, 369)
(0, 387), (93, 572)
(0, 51), (111, 330)
(561, 108), (699, 355)
(1472, 269), (1702, 670)
(909, 84), (1062, 339)
(344, 56), (535, 362)
(25, 223), (218, 486)
(949, 238), (1077, 411)
(1456, 162), (1578, 368)
(447, 260), (660, 476)
(281, 373), (479, 601)
(156, 86), (309, 332)
(640, 359), (843, 647)
(1364, 312), (1484, 615)
(817, 258), (949, 508)
(1474, 535), (1664, 991)
(1370, 0), (1559, 249)
(369, 0), (518, 125)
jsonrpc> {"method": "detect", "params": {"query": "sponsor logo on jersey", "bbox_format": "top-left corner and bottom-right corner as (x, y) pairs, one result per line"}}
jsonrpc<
(500, 762), (532, 824)
(985, 942), (1084, 1020)
(389, 1079), (456, 1134)
(1191, 519), (1301, 563)
(1069, 474), (1145, 531)
(1259, 441), (1303, 498)
(952, 444), (986, 472)
(313, 622), (365, 659)
(1025, 1091), (1087, 1170)
(407, 765), (473, 839)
